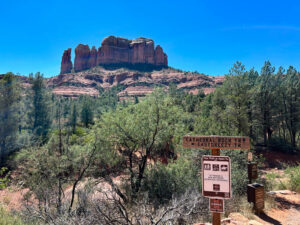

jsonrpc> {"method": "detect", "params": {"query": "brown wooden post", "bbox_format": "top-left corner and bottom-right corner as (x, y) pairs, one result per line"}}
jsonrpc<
(211, 148), (221, 225)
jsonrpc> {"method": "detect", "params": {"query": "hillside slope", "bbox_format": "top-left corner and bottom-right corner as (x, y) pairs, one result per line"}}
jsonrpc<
(47, 66), (224, 98)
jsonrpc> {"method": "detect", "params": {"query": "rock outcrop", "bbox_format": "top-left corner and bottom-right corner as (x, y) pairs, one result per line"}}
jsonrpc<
(74, 44), (91, 72)
(60, 48), (72, 74)
(88, 46), (97, 68)
(60, 36), (168, 74)
(49, 66), (224, 98)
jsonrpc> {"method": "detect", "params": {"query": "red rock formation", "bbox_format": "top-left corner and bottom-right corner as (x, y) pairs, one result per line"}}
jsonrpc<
(60, 48), (72, 74)
(74, 44), (90, 72)
(88, 46), (97, 68)
(155, 45), (166, 66)
(97, 36), (167, 67)
(61, 36), (168, 73)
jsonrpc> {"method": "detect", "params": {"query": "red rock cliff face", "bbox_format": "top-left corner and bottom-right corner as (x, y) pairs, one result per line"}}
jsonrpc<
(60, 48), (73, 74)
(74, 44), (90, 72)
(88, 46), (97, 68)
(60, 36), (168, 74)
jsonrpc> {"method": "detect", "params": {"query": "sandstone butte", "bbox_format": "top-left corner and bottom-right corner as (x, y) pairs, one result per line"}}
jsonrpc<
(1, 36), (225, 98)
(60, 36), (168, 74)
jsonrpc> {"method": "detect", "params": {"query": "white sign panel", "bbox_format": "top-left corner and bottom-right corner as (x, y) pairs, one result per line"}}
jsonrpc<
(202, 155), (231, 199)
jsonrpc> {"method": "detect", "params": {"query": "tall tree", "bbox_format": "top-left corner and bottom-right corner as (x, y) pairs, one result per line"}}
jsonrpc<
(0, 73), (20, 162)
(70, 103), (77, 133)
(280, 66), (300, 148)
(31, 72), (51, 142)
(97, 90), (185, 201)
(253, 61), (276, 145)
(81, 97), (94, 127)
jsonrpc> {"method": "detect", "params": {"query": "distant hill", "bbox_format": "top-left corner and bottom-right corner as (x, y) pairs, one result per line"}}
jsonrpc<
(47, 66), (224, 98)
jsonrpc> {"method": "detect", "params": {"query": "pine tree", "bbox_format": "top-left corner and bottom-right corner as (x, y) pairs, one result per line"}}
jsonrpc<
(31, 72), (51, 142)
(70, 103), (77, 133)
(253, 61), (276, 145)
(81, 97), (93, 127)
(0, 73), (20, 162)
(281, 66), (300, 148)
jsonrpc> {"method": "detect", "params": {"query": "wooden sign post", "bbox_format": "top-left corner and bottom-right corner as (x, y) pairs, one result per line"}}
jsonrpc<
(183, 135), (250, 225)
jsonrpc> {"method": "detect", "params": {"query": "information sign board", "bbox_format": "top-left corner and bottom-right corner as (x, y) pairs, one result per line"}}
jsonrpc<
(183, 136), (250, 150)
(202, 155), (231, 199)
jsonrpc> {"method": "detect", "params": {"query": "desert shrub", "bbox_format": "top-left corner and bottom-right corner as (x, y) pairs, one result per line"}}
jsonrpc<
(0, 167), (10, 189)
(0, 206), (26, 225)
(142, 157), (200, 204)
(286, 164), (300, 192)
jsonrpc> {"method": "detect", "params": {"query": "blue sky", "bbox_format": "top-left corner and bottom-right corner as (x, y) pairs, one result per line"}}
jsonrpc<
(1, 0), (300, 77)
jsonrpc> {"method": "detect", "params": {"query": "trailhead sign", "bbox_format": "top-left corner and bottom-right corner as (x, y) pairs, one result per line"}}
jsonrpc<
(202, 156), (231, 199)
(183, 136), (250, 150)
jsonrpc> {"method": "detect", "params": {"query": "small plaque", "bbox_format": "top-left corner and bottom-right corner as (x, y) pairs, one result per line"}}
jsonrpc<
(209, 198), (224, 213)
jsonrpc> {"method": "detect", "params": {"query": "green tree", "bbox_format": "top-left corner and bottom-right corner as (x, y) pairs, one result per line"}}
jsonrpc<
(280, 66), (300, 148)
(253, 61), (276, 145)
(0, 73), (20, 162)
(31, 72), (51, 141)
(81, 97), (94, 127)
(96, 89), (185, 201)
(70, 103), (77, 133)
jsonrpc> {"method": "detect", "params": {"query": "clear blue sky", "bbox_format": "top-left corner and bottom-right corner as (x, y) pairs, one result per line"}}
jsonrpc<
(1, 0), (300, 77)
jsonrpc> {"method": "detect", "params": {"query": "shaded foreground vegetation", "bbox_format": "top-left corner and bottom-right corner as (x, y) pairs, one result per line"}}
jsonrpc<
(1, 61), (300, 224)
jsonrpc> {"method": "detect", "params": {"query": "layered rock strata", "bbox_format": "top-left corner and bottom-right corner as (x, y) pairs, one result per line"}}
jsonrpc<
(60, 36), (168, 74)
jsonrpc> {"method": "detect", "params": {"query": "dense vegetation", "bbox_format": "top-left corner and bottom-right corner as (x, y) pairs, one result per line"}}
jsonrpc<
(0, 61), (300, 224)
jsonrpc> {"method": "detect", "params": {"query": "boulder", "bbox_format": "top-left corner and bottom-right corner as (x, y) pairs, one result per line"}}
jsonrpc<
(60, 48), (72, 74)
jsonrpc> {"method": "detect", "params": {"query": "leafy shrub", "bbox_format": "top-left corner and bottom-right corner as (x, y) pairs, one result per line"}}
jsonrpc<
(286, 164), (300, 192)
(0, 206), (26, 225)
(0, 167), (10, 189)
(142, 158), (200, 204)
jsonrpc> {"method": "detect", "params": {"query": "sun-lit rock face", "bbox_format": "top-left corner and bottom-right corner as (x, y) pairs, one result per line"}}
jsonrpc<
(60, 36), (168, 74)
(60, 48), (72, 74)
(74, 44), (90, 72)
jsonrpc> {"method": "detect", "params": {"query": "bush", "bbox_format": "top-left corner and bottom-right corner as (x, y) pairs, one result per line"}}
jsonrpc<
(286, 164), (300, 192)
(142, 158), (200, 204)
(0, 167), (10, 189)
(0, 206), (26, 225)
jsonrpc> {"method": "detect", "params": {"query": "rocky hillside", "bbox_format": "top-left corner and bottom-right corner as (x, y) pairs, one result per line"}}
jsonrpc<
(2, 36), (225, 97)
(47, 66), (224, 98)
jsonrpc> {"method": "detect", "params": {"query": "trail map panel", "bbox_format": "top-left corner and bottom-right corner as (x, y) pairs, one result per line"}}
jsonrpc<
(183, 136), (250, 150)
(209, 199), (224, 213)
(202, 156), (231, 199)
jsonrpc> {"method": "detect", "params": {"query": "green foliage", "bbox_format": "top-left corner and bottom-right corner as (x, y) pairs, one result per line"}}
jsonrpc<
(80, 96), (94, 127)
(96, 89), (186, 199)
(286, 164), (300, 192)
(0, 73), (20, 161)
(30, 72), (51, 141)
(142, 157), (199, 204)
(0, 167), (10, 189)
(0, 206), (27, 225)
(223, 150), (248, 196)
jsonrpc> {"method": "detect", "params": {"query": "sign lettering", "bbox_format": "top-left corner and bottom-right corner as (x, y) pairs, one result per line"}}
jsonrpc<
(183, 136), (250, 150)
